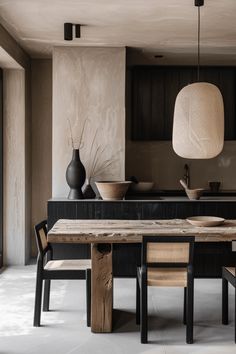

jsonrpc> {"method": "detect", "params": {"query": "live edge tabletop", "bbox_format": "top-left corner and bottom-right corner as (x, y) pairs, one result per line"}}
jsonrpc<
(47, 219), (236, 334)
(48, 219), (236, 243)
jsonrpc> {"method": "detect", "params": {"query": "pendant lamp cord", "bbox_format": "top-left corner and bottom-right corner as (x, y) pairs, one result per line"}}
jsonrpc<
(197, 5), (201, 82)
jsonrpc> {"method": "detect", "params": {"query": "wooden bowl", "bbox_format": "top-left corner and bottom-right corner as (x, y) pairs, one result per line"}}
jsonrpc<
(187, 216), (225, 227)
(95, 181), (132, 200)
(185, 188), (204, 200)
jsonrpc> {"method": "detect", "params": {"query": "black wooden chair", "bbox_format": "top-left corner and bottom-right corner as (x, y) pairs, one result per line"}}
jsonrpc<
(33, 220), (91, 327)
(222, 240), (236, 342)
(136, 235), (195, 344)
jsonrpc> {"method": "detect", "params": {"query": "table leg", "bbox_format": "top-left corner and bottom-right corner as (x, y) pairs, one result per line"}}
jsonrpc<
(91, 243), (113, 332)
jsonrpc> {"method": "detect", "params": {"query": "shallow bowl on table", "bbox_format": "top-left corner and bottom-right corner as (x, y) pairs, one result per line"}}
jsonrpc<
(186, 216), (225, 227)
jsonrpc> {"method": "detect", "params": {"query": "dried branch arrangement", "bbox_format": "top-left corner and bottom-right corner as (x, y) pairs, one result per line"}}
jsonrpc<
(67, 118), (121, 181)
(85, 127), (121, 181)
(67, 118), (90, 149)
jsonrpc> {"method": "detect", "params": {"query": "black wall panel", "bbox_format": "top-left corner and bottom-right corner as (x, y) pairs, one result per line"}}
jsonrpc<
(131, 66), (236, 140)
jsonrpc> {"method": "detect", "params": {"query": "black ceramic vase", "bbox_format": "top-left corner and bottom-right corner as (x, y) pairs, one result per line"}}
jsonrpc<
(66, 149), (86, 199)
(82, 178), (96, 199)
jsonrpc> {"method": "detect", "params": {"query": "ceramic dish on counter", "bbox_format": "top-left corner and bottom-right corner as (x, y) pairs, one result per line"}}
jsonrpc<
(186, 216), (225, 227)
(95, 181), (132, 200)
(180, 179), (204, 200)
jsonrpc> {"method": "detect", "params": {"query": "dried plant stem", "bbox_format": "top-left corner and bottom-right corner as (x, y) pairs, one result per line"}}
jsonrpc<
(93, 158), (119, 177)
(89, 146), (101, 177)
(78, 118), (90, 149)
(87, 128), (99, 176)
(90, 145), (107, 177)
(67, 117), (90, 149)
(67, 118), (75, 149)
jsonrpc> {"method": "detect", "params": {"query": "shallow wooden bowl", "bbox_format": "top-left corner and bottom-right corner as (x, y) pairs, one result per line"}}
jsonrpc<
(185, 188), (204, 200)
(95, 181), (132, 200)
(186, 216), (225, 227)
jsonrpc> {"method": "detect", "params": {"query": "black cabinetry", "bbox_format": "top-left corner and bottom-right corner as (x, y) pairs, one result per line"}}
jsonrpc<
(48, 199), (236, 278)
(131, 66), (236, 140)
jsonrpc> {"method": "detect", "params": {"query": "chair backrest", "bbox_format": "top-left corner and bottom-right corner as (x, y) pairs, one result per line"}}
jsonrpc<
(34, 220), (49, 257)
(142, 236), (195, 268)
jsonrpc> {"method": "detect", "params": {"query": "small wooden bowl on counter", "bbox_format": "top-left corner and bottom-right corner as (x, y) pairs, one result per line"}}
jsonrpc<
(185, 188), (204, 200)
(95, 181), (132, 200)
(180, 179), (204, 200)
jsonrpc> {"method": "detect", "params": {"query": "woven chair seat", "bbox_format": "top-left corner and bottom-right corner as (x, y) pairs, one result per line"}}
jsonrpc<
(44, 259), (91, 271)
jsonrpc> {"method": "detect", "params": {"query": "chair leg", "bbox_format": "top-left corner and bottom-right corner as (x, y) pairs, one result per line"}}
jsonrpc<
(140, 270), (148, 344)
(235, 287), (236, 343)
(183, 287), (187, 325)
(222, 277), (229, 325)
(186, 278), (194, 344)
(136, 274), (140, 325)
(86, 269), (91, 327)
(43, 280), (51, 312)
(33, 269), (43, 327)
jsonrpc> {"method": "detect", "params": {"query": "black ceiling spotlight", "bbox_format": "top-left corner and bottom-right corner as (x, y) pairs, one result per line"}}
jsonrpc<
(195, 0), (204, 6)
(64, 23), (81, 41)
(75, 24), (81, 38)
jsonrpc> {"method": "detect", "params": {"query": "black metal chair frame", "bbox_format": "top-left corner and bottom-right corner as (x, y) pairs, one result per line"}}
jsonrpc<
(222, 240), (236, 342)
(136, 235), (195, 344)
(33, 220), (91, 327)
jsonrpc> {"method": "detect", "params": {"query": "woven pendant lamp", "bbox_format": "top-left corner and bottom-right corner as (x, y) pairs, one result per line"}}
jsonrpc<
(172, 0), (224, 159)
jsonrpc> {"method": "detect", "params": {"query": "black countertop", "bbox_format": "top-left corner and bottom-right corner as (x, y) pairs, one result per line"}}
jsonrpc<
(49, 190), (236, 203)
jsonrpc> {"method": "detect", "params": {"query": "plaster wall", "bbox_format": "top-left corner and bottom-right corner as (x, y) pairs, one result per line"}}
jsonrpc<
(31, 59), (52, 256)
(3, 69), (26, 264)
(52, 47), (126, 197)
(0, 24), (31, 265)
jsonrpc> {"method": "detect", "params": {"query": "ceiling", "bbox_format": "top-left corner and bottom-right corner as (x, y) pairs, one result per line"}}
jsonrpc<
(0, 0), (236, 64)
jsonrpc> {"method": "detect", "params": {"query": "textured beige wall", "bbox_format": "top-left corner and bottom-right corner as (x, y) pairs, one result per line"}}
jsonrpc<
(31, 59), (52, 256)
(25, 67), (32, 263)
(0, 23), (31, 265)
(52, 47), (126, 197)
(3, 69), (26, 265)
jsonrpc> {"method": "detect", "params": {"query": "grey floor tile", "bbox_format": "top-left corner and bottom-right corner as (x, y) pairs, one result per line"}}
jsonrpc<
(0, 266), (235, 354)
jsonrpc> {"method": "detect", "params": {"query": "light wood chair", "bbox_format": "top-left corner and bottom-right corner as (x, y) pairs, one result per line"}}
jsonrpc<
(136, 235), (195, 344)
(222, 240), (236, 342)
(33, 220), (91, 327)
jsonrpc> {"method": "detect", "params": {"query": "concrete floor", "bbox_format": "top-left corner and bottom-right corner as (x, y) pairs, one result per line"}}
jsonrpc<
(0, 265), (235, 354)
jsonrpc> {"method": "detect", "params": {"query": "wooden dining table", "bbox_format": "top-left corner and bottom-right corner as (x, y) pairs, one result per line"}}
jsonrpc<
(48, 218), (236, 333)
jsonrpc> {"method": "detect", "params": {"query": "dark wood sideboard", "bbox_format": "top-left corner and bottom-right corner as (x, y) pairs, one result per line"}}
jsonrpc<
(48, 198), (236, 278)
